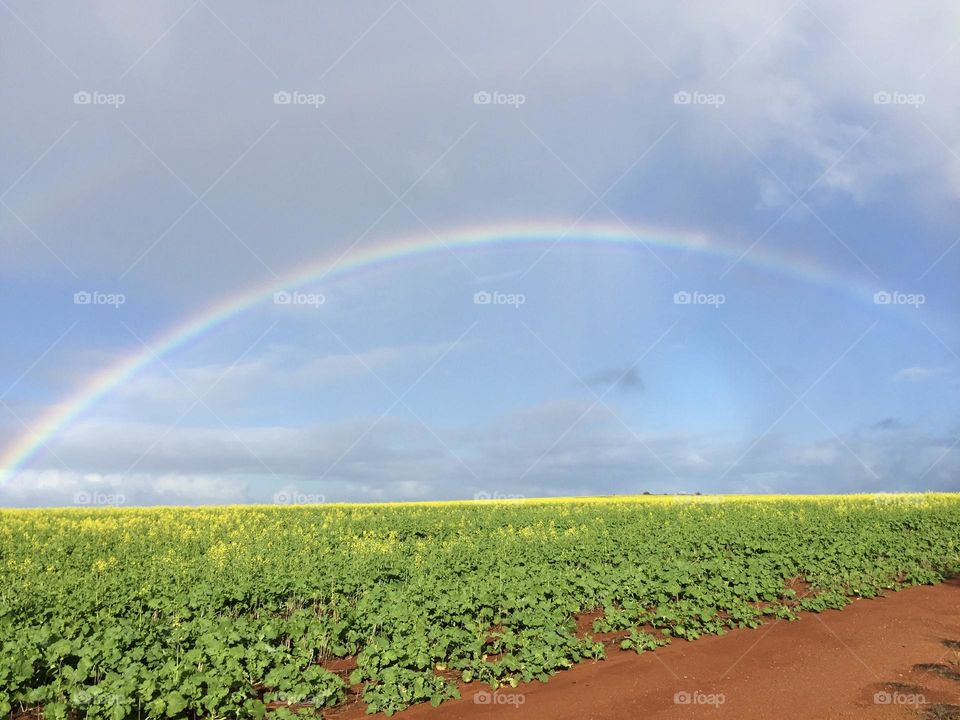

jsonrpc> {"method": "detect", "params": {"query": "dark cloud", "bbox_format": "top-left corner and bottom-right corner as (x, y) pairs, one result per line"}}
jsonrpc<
(582, 367), (645, 394)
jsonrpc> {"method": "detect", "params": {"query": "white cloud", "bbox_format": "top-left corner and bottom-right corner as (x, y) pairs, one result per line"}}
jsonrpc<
(0, 470), (250, 507)
(111, 339), (461, 409)
(5, 400), (956, 506)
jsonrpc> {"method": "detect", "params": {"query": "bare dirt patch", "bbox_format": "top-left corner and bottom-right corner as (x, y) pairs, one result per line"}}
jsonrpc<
(333, 578), (960, 719)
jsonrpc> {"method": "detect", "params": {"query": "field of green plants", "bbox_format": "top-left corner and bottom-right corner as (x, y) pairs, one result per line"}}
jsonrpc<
(2, 494), (959, 718)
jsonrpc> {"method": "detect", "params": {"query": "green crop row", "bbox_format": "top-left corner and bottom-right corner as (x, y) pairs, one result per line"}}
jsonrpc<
(1, 494), (958, 717)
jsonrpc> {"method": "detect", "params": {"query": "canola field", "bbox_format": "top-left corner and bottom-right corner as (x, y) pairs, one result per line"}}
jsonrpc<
(2, 494), (959, 718)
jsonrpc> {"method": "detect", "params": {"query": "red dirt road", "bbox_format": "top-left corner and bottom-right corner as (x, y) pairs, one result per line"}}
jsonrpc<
(336, 579), (960, 720)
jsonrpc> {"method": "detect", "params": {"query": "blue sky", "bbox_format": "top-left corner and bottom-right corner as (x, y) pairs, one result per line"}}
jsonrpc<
(1, 0), (958, 505)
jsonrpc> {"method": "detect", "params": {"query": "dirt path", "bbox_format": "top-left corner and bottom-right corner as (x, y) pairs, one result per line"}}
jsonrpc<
(334, 579), (960, 720)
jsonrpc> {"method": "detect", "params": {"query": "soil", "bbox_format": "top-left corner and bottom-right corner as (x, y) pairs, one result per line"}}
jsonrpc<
(329, 578), (960, 720)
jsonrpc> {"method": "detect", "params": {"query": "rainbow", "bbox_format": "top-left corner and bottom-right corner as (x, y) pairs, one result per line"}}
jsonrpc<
(0, 220), (887, 482)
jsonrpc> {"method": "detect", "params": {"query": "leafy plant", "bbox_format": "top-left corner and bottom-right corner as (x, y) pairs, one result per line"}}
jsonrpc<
(1, 494), (958, 717)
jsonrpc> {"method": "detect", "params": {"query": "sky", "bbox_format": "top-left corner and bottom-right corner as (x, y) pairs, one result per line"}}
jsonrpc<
(1, 0), (959, 506)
